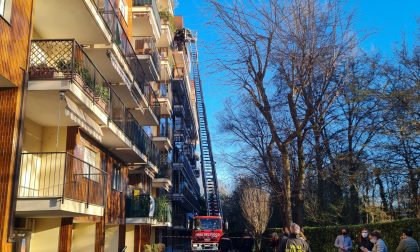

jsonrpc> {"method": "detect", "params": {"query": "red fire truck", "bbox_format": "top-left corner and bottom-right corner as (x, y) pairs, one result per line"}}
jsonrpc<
(191, 216), (224, 251)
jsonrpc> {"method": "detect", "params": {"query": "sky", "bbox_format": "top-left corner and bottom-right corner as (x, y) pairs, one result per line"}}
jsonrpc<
(175, 0), (419, 191)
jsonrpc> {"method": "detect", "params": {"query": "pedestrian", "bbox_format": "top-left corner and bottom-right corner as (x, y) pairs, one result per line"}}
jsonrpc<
(282, 226), (290, 240)
(370, 230), (387, 252)
(334, 228), (353, 252)
(241, 229), (254, 252)
(219, 233), (233, 252)
(396, 227), (419, 252)
(358, 228), (373, 252)
(270, 232), (280, 251)
(279, 223), (311, 252)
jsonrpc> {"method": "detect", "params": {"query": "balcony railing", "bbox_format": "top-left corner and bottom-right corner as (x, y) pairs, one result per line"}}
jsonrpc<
(95, 0), (146, 92)
(29, 39), (111, 113)
(28, 40), (160, 167)
(133, 36), (161, 78)
(144, 84), (161, 120)
(18, 152), (107, 207)
(133, 0), (162, 33)
(158, 119), (173, 140)
(156, 163), (172, 181)
(154, 196), (172, 223)
(126, 194), (151, 218)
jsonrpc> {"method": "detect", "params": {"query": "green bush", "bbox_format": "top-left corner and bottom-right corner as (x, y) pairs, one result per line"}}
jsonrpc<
(266, 219), (419, 252)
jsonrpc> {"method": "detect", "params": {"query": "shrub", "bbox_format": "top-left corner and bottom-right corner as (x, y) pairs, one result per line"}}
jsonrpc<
(265, 219), (419, 252)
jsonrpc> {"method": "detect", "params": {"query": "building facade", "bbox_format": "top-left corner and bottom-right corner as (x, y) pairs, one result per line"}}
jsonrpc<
(1, 0), (204, 251)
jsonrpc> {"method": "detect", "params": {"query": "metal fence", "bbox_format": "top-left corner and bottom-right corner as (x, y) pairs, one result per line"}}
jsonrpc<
(18, 152), (107, 207)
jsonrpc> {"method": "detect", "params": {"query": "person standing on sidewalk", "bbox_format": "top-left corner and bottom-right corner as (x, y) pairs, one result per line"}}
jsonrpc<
(279, 223), (311, 252)
(396, 227), (419, 252)
(335, 228), (353, 252)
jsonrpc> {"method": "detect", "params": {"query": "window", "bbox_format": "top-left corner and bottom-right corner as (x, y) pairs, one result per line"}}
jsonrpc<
(0, 0), (5, 17)
(112, 164), (122, 191)
(83, 147), (100, 182)
(119, 0), (128, 24)
(0, 0), (11, 22)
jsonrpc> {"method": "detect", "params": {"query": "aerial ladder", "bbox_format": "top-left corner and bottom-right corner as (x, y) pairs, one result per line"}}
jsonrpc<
(187, 32), (222, 217)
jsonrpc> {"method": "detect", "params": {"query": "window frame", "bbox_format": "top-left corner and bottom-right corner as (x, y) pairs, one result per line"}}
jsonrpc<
(119, 0), (128, 24)
(83, 147), (100, 182)
(112, 163), (122, 192)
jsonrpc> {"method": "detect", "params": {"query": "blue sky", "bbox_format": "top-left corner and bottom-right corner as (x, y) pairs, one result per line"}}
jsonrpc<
(175, 0), (419, 190)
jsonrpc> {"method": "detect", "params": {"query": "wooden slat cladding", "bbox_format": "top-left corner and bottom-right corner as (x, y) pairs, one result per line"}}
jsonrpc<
(0, 0), (33, 87)
(95, 219), (105, 252)
(0, 1), (33, 251)
(58, 218), (73, 252)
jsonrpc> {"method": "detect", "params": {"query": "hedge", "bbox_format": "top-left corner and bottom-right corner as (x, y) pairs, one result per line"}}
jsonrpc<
(266, 219), (420, 252)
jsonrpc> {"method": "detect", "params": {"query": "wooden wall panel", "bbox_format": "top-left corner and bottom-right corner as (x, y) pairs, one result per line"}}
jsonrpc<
(58, 218), (73, 252)
(118, 224), (126, 252)
(95, 220), (105, 252)
(0, 0), (33, 251)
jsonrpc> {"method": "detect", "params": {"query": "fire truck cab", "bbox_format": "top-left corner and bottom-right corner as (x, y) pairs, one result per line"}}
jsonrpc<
(191, 216), (225, 251)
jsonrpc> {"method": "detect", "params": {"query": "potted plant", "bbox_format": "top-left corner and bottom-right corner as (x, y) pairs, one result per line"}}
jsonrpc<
(94, 85), (110, 111)
(29, 63), (55, 79)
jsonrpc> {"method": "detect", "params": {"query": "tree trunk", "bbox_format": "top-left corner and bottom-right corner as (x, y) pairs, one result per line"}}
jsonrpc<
(375, 171), (389, 212)
(295, 134), (306, 225)
(313, 123), (325, 209)
(280, 146), (293, 226)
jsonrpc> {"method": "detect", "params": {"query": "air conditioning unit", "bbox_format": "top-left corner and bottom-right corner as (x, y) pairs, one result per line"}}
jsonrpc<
(14, 218), (34, 231)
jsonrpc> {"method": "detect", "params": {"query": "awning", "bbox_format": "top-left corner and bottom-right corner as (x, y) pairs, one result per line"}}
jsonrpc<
(64, 97), (103, 142)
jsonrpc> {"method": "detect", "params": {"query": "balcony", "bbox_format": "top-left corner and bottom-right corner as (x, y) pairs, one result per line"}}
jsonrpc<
(158, 47), (173, 81)
(27, 40), (159, 165)
(133, 36), (160, 82)
(153, 163), (172, 192)
(173, 155), (200, 196)
(131, 84), (160, 126)
(153, 196), (172, 227)
(156, 82), (172, 115)
(158, 0), (174, 15)
(126, 194), (153, 224)
(157, 12), (175, 47)
(153, 118), (173, 151)
(126, 194), (171, 226)
(32, 0), (111, 45)
(132, 0), (162, 39)
(16, 152), (107, 217)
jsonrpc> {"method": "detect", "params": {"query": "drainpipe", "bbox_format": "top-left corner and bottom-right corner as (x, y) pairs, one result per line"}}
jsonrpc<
(7, 0), (34, 243)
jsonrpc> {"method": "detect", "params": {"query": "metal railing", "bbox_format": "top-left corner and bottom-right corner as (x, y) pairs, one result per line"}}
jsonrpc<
(133, 36), (161, 78)
(126, 194), (151, 218)
(158, 118), (173, 140)
(18, 152), (107, 207)
(29, 39), (111, 113)
(95, 0), (146, 92)
(157, 163), (172, 181)
(132, 0), (162, 34)
(154, 196), (172, 223)
(144, 84), (161, 120)
(28, 40), (160, 167)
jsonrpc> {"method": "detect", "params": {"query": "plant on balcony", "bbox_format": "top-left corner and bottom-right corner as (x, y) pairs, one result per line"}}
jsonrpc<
(29, 63), (55, 79)
(94, 85), (110, 111)
(154, 196), (170, 223)
(126, 194), (151, 218)
(159, 10), (176, 33)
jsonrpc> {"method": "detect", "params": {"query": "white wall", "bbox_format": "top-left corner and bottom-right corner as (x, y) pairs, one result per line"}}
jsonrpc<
(72, 223), (96, 252)
(30, 218), (60, 252)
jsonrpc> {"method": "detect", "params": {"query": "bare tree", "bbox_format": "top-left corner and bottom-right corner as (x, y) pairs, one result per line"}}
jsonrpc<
(239, 184), (271, 252)
(210, 0), (356, 224)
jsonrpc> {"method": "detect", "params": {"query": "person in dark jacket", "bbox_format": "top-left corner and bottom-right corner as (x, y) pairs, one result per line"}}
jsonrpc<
(241, 229), (254, 252)
(396, 227), (419, 252)
(270, 232), (280, 251)
(358, 228), (374, 252)
(279, 223), (311, 252)
(219, 233), (233, 252)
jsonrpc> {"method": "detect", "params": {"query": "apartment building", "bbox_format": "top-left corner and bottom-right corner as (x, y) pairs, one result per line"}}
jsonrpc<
(0, 1), (34, 252)
(1, 0), (204, 251)
(169, 17), (202, 251)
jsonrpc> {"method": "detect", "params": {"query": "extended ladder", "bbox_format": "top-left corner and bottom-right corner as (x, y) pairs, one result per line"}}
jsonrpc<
(189, 38), (222, 216)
